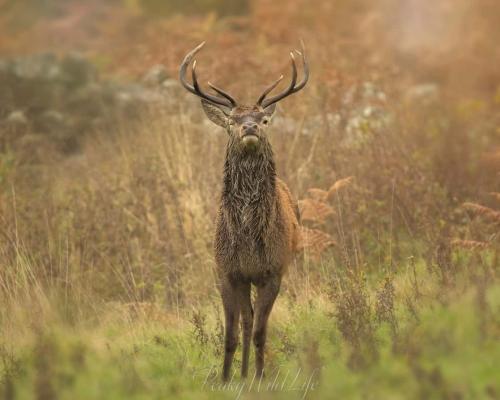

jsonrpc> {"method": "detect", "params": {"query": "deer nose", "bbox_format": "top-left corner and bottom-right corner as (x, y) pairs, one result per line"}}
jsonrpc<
(242, 122), (258, 135)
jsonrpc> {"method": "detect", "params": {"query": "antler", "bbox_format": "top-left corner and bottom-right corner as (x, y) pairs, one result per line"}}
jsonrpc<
(256, 41), (309, 109)
(179, 42), (238, 108)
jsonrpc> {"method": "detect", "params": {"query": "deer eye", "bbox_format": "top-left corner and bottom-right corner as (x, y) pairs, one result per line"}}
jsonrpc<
(262, 118), (269, 125)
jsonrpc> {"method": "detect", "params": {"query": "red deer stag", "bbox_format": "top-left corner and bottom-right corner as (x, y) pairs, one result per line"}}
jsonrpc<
(179, 42), (309, 381)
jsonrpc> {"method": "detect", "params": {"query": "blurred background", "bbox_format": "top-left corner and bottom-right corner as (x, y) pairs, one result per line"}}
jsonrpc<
(0, 1), (499, 399)
(1, 0), (500, 180)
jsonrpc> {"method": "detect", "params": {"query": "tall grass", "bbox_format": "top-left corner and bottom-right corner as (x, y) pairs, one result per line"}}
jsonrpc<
(1, 80), (498, 397)
(0, 0), (499, 397)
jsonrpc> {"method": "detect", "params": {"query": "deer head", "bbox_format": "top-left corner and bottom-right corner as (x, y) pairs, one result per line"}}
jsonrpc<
(179, 42), (309, 151)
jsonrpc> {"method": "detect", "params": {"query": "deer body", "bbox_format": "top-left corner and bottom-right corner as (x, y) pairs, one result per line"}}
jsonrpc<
(179, 43), (309, 380)
(215, 138), (300, 282)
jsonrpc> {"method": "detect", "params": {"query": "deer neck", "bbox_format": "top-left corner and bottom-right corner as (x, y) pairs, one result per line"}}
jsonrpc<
(221, 137), (276, 240)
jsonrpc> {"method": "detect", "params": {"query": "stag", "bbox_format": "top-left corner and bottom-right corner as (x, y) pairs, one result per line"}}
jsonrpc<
(179, 42), (309, 381)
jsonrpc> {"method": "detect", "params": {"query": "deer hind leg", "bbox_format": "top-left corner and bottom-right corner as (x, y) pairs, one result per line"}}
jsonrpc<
(239, 282), (253, 379)
(253, 275), (281, 379)
(221, 278), (241, 382)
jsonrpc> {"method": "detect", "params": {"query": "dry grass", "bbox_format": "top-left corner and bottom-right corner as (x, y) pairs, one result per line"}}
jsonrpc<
(0, 0), (499, 398)
(462, 202), (500, 224)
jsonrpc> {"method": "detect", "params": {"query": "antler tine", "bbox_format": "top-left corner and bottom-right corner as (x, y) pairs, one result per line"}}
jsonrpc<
(291, 40), (309, 93)
(207, 82), (237, 108)
(261, 52), (298, 106)
(179, 42), (205, 92)
(179, 42), (236, 108)
(192, 60), (200, 91)
(257, 42), (309, 109)
(256, 53), (296, 108)
(256, 75), (284, 106)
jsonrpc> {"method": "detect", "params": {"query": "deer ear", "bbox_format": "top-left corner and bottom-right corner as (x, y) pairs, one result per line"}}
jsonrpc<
(263, 103), (277, 118)
(201, 100), (229, 128)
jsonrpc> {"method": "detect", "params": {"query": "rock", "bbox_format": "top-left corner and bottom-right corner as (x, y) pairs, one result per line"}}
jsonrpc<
(406, 83), (439, 105)
(160, 78), (182, 96)
(274, 115), (299, 134)
(115, 90), (134, 106)
(0, 52), (181, 155)
(6, 110), (28, 126)
(11, 53), (61, 81)
(115, 87), (145, 116)
(60, 52), (96, 88)
(38, 110), (67, 133)
(142, 64), (168, 87)
(161, 78), (179, 90)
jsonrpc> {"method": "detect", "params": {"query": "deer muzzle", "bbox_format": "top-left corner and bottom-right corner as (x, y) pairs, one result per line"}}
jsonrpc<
(241, 123), (259, 147)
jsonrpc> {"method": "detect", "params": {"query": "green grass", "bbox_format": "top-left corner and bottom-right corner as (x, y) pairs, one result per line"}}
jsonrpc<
(2, 267), (499, 400)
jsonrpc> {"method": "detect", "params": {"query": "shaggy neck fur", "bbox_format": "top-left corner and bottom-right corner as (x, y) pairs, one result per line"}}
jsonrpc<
(221, 135), (276, 244)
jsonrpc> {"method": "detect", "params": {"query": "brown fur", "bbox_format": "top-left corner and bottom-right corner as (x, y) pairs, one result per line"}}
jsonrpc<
(202, 100), (301, 380)
(179, 41), (308, 381)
